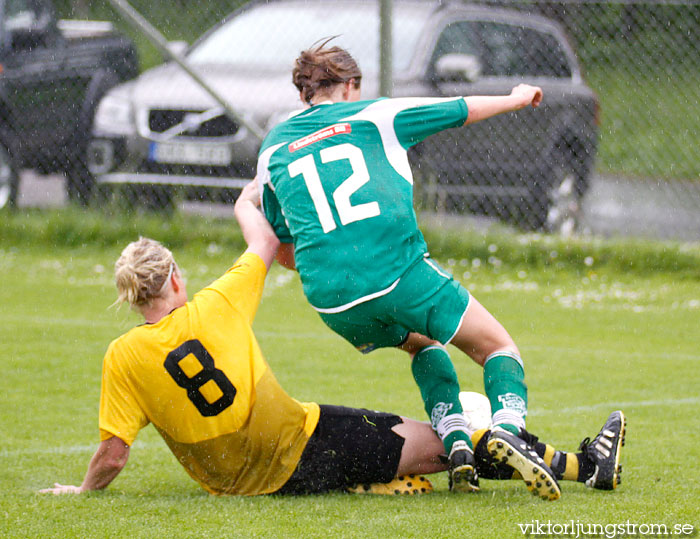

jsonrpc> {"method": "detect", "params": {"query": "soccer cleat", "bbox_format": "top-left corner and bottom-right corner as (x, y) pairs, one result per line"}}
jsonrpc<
(347, 474), (433, 495)
(448, 440), (480, 492)
(487, 428), (561, 501)
(579, 410), (627, 490)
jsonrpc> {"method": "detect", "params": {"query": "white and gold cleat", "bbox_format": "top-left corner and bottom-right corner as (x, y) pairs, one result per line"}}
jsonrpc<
(487, 427), (561, 501)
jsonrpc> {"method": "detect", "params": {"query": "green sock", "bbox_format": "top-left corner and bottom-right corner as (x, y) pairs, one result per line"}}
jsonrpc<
(483, 352), (528, 436)
(412, 345), (471, 452)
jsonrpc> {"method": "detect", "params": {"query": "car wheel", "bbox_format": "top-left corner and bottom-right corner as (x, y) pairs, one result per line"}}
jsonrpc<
(538, 155), (585, 235)
(66, 70), (122, 206)
(66, 163), (96, 205)
(0, 142), (20, 210)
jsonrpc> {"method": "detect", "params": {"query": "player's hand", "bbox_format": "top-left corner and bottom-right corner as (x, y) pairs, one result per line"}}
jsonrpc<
(39, 483), (83, 495)
(511, 84), (543, 109)
(237, 178), (261, 208)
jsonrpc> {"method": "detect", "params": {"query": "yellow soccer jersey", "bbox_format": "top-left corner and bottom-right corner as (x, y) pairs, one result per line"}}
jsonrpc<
(98, 252), (320, 496)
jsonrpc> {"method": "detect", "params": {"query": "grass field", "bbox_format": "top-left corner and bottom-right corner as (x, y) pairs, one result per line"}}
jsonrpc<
(1, 225), (699, 537)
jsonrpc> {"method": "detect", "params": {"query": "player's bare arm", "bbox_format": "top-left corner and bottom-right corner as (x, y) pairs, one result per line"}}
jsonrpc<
(234, 179), (280, 269)
(40, 436), (130, 495)
(464, 84), (543, 125)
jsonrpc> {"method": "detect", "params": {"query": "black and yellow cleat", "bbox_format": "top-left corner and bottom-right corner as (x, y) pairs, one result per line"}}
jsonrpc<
(487, 428), (561, 501)
(580, 410), (627, 490)
(448, 440), (480, 493)
(347, 474), (434, 495)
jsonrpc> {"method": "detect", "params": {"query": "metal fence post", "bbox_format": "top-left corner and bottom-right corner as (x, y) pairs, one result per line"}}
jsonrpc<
(379, 0), (393, 97)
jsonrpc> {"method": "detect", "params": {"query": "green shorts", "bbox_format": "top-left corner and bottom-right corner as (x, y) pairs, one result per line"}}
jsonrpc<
(318, 257), (470, 354)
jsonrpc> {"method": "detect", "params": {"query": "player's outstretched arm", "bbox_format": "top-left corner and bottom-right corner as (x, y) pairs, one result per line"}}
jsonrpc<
(464, 84), (543, 125)
(39, 437), (130, 495)
(234, 179), (280, 270)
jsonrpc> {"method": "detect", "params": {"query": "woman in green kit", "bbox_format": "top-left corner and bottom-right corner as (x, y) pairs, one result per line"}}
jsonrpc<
(257, 39), (561, 498)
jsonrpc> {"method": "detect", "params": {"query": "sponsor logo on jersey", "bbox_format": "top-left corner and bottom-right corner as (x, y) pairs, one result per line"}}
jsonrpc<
(289, 123), (352, 152)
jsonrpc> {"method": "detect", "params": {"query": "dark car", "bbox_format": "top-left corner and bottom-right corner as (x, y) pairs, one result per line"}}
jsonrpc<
(0, 0), (138, 208)
(88, 0), (598, 232)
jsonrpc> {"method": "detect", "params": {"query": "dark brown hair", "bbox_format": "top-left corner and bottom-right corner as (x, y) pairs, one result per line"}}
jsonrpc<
(292, 38), (362, 104)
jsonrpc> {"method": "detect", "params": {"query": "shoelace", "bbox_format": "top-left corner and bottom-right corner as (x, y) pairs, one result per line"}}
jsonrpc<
(579, 436), (592, 454)
(518, 428), (540, 446)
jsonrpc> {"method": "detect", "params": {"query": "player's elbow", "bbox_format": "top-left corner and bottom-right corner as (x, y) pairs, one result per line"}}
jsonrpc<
(101, 458), (127, 479)
(103, 449), (129, 475)
(101, 438), (130, 471)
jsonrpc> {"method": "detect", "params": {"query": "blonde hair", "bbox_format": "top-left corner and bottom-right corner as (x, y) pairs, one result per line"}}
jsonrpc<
(114, 237), (175, 308)
(293, 38), (362, 104)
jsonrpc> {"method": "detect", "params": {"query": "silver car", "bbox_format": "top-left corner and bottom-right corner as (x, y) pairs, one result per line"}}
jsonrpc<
(89, 0), (598, 231)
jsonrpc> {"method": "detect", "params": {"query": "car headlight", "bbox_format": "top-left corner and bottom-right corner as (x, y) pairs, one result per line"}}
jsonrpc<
(93, 93), (135, 137)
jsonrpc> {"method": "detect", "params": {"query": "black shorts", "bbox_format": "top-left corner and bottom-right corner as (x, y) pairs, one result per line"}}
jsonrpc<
(275, 405), (405, 495)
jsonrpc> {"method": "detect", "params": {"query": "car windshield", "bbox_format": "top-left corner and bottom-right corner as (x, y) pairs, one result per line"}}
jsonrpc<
(187, 2), (427, 75)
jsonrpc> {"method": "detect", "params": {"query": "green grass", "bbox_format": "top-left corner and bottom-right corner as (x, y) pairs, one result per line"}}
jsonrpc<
(1, 211), (699, 537)
(3, 207), (700, 276)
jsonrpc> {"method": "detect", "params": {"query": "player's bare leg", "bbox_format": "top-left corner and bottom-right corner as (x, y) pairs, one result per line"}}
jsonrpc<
(392, 417), (448, 476)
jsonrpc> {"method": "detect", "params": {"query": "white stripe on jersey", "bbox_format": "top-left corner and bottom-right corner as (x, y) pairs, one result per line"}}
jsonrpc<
(257, 142), (286, 186)
(257, 142), (285, 212)
(340, 97), (463, 185)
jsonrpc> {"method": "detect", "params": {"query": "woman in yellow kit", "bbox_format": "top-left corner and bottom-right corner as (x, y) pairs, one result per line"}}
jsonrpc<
(38, 182), (448, 496)
(39, 182), (624, 497)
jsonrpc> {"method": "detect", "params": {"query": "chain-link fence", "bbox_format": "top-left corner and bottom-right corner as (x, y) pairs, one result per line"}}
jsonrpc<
(3, 0), (699, 241)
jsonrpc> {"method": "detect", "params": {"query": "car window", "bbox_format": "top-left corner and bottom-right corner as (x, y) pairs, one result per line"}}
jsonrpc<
(432, 21), (481, 59)
(480, 22), (571, 78)
(3, 0), (53, 51)
(187, 3), (425, 75)
(5, 0), (38, 32)
(432, 19), (572, 79)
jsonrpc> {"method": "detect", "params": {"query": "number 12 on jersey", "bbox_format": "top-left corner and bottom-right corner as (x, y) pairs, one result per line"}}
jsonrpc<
(288, 143), (380, 233)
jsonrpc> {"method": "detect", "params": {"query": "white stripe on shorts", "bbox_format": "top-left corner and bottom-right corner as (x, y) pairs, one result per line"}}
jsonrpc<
(445, 302), (470, 345)
(423, 257), (451, 279)
(312, 277), (401, 314)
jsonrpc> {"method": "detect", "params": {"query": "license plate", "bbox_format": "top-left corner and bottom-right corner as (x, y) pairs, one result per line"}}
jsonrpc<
(148, 142), (232, 166)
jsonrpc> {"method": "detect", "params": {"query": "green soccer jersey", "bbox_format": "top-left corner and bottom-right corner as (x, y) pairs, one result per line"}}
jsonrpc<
(258, 97), (468, 311)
